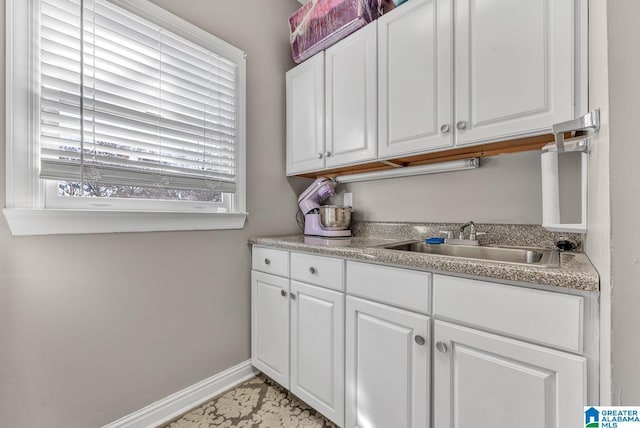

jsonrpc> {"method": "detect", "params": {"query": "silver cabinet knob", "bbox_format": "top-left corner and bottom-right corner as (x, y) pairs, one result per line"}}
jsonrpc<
(456, 120), (467, 130)
(436, 341), (449, 353)
(264, 258), (270, 265)
(290, 293), (296, 300)
(324, 151), (331, 157)
(414, 335), (426, 346)
(440, 124), (450, 133)
(309, 267), (317, 274)
(280, 289), (287, 297)
(317, 152), (323, 159)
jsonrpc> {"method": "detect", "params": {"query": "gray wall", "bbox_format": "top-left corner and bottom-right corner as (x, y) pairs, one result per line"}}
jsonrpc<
(608, 0), (640, 405)
(343, 151), (552, 225)
(0, 1), (302, 427)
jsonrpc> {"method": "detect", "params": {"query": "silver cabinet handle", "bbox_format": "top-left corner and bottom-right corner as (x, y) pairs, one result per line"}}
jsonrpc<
(440, 124), (450, 133)
(290, 293), (296, 300)
(324, 151), (332, 157)
(436, 341), (449, 353)
(317, 152), (323, 159)
(264, 258), (270, 265)
(414, 335), (426, 346)
(280, 289), (287, 297)
(309, 267), (317, 274)
(456, 120), (467, 130)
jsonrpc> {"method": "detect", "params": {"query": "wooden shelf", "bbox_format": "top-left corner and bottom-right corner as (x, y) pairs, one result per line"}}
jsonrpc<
(295, 133), (557, 179)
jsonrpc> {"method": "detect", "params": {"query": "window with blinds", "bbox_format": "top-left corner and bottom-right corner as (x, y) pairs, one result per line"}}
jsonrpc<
(40, 0), (243, 206)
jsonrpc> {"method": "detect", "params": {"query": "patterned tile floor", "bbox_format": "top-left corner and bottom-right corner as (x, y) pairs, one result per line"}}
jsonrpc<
(160, 374), (337, 428)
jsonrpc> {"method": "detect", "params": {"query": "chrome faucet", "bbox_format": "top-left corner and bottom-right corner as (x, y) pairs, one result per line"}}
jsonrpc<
(438, 221), (486, 246)
(458, 221), (475, 240)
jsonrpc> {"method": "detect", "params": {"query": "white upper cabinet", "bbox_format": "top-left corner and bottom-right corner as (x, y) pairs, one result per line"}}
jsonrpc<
(379, 0), (580, 158)
(378, 0), (453, 158)
(287, 25), (378, 175)
(287, 0), (584, 172)
(325, 23), (378, 168)
(286, 53), (325, 175)
(454, 0), (576, 145)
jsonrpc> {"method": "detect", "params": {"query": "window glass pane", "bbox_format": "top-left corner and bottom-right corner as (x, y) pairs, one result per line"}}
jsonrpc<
(39, 0), (242, 203)
(57, 181), (223, 202)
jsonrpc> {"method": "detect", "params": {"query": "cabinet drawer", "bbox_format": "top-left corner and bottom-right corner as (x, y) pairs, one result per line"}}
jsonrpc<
(346, 261), (431, 314)
(290, 252), (344, 291)
(433, 274), (584, 353)
(252, 247), (289, 277)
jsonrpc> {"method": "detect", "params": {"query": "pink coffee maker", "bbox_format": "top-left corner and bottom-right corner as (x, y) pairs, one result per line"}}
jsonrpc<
(298, 177), (351, 238)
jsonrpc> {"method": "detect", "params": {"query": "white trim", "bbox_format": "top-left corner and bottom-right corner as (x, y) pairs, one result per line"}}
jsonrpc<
(107, 0), (246, 65)
(3, 208), (248, 236)
(5, 0), (44, 209)
(575, 0), (589, 116)
(102, 360), (258, 428)
(5, 0), (248, 230)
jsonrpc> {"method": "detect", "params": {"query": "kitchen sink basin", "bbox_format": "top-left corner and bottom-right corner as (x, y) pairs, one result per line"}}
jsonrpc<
(381, 241), (560, 267)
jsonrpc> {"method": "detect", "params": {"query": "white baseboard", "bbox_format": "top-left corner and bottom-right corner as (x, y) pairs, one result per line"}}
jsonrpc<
(103, 360), (258, 428)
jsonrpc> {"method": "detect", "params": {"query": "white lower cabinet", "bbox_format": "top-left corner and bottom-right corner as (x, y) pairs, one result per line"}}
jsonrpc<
(251, 270), (290, 388)
(433, 320), (586, 428)
(251, 249), (345, 427)
(290, 281), (345, 425)
(432, 274), (588, 428)
(252, 248), (592, 428)
(345, 296), (430, 428)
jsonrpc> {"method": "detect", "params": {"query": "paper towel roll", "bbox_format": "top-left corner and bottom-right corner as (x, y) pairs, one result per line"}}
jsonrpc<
(541, 151), (560, 226)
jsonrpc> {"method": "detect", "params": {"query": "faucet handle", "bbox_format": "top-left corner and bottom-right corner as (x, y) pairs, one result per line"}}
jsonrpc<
(439, 230), (454, 239)
(470, 231), (487, 241)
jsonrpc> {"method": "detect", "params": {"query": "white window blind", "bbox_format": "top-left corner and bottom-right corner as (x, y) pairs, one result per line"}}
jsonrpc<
(40, 0), (239, 194)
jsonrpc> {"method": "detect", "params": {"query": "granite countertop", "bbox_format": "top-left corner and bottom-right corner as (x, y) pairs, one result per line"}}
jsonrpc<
(249, 230), (600, 292)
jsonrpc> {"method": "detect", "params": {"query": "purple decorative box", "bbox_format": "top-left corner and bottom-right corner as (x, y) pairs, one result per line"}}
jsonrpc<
(289, 0), (383, 64)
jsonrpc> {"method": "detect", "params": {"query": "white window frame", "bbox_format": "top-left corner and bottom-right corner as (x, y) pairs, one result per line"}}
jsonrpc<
(4, 0), (248, 236)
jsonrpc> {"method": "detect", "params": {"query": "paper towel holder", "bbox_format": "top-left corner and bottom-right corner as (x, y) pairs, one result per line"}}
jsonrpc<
(541, 109), (600, 234)
(550, 108), (600, 153)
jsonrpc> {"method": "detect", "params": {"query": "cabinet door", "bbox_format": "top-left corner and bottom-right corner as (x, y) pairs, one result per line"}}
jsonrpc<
(251, 271), (290, 388)
(378, 0), (453, 158)
(454, 0), (575, 145)
(434, 320), (586, 428)
(290, 281), (344, 426)
(346, 296), (430, 428)
(325, 23), (377, 168)
(286, 53), (325, 175)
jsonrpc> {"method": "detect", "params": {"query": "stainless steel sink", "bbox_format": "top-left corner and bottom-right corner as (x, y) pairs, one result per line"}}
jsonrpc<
(381, 241), (560, 267)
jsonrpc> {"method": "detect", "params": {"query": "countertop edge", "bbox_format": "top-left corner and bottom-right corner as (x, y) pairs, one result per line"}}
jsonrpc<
(249, 236), (600, 292)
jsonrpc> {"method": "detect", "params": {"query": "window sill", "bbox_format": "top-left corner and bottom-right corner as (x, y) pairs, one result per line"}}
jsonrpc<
(2, 208), (248, 236)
